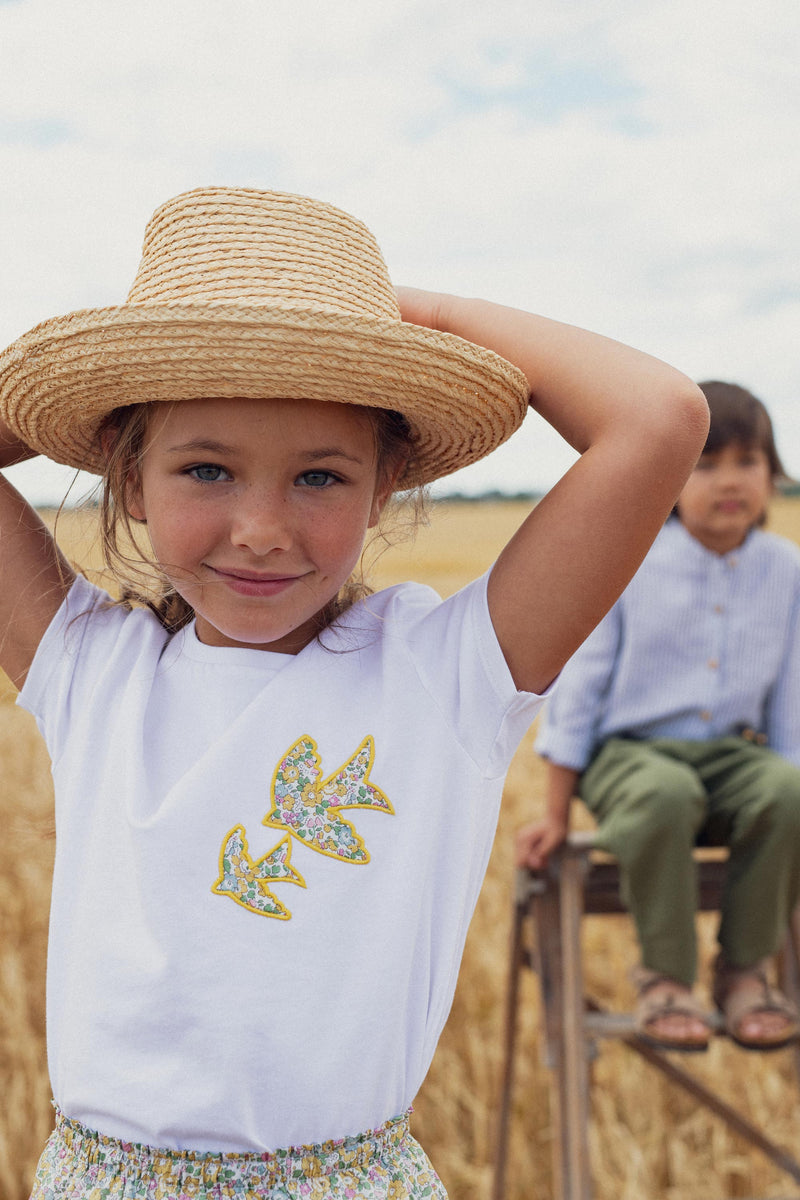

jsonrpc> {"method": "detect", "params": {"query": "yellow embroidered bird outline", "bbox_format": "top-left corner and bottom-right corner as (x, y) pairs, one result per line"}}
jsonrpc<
(212, 735), (393, 921)
(212, 824), (306, 920)
(263, 735), (393, 863)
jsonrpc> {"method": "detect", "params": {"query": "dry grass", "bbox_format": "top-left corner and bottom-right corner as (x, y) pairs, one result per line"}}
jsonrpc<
(2, 498), (800, 1199)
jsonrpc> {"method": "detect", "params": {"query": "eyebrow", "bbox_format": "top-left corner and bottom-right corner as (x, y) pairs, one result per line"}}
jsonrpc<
(165, 439), (366, 465)
(303, 447), (367, 465)
(165, 439), (237, 456)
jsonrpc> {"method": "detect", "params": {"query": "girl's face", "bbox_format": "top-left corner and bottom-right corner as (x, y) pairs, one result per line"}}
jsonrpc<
(676, 441), (773, 554)
(127, 396), (395, 652)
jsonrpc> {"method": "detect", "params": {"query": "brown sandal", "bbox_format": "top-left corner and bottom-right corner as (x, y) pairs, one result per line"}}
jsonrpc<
(713, 955), (800, 1051)
(632, 966), (712, 1052)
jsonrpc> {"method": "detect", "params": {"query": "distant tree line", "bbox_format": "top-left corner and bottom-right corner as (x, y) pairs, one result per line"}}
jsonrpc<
(434, 490), (542, 503)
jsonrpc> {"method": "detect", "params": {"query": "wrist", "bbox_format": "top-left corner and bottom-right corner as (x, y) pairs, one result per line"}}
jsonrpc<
(544, 799), (572, 831)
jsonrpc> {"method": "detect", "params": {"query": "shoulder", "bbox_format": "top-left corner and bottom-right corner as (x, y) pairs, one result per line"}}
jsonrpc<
(19, 574), (174, 732)
(334, 572), (525, 697)
(745, 528), (800, 580)
(750, 526), (800, 560)
(343, 576), (493, 646)
(28, 573), (172, 679)
(67, 574), (171, 639)
(358, 580), (444, 622)
(331, 579), (451, 645)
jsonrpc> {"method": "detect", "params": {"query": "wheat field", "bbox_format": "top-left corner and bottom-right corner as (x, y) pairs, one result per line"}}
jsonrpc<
(2, 498), (800, 1200)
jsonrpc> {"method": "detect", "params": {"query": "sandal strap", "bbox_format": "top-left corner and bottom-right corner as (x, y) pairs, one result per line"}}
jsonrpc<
(631, 965), (692, 998)
(712, 955), (800, 1037)
(631, 966), (712, 1028)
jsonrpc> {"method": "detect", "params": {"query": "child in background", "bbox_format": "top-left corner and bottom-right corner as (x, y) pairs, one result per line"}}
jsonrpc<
(517, 381), (800, 1052)
(0, 186), (706, 1199)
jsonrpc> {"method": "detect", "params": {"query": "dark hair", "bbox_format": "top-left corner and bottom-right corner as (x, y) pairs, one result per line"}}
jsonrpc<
(697, 380), (786, 481)
(97, 400), (422, 635)
(670, 381), (787, 526)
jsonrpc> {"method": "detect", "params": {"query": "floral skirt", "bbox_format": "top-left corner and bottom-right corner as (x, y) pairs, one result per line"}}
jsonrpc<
(30, 1107), (447, 1200)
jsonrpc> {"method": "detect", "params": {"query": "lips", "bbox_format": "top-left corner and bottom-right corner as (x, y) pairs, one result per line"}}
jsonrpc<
(715, 500), (746, 514)
(209, 567), (305, 597)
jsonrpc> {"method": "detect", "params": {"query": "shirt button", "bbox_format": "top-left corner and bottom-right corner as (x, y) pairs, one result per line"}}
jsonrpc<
(728, 556), (738, 568)
(707, 659), (719, 669)
(700, 710), (712, 721)
(713, 604), (724, 614)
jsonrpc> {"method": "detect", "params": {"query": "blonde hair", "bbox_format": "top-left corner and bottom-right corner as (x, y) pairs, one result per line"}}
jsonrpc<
(97, 400), (424, 636)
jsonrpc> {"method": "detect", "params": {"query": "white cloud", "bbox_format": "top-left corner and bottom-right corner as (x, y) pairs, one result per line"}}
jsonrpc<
(1, 0), (799, 504)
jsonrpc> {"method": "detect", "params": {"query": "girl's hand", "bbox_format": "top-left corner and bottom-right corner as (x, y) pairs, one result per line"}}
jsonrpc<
(395, 287), (452, 334)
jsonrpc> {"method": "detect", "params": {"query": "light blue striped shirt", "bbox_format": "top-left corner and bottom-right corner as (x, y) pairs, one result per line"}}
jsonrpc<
(536, 517), (800, 771)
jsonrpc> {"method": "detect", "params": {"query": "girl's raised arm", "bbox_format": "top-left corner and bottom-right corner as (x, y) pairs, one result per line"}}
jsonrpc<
(0, 420), (74, 689)
(397, 289), (709, 695)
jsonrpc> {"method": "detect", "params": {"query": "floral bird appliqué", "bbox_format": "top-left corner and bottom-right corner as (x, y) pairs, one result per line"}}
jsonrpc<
(212, 735), (393, 920)
(264, 735), (393, 862)
(212, 825), (305, 920)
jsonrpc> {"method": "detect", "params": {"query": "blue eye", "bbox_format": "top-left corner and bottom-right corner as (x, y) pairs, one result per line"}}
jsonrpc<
(188, 464), (230, 483)
(298, 470), (336, 488)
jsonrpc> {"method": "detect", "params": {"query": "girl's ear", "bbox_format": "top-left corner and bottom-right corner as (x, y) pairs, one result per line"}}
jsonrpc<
(125, 474), (146, 523)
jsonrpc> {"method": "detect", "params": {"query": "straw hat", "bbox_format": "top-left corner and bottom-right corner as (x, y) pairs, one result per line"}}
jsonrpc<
(0, 187), (529, 488)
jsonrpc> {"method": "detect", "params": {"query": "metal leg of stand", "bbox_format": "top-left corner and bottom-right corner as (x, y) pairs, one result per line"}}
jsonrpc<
(492, 886), (529, 1200)
(556, 848), (593, 1200)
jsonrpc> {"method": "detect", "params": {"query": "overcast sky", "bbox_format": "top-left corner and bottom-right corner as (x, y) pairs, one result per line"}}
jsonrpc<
(1, 0), (799, 503)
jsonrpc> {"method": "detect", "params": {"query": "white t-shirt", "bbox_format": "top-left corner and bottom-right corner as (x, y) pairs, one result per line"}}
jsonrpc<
(20, 572), (543, 1152)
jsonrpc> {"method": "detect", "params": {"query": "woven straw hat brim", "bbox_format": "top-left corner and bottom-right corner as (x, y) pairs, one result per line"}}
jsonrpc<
(0, 303), (529, 488)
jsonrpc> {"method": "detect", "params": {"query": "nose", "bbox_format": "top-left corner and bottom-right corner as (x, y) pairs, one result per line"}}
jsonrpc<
(229, 486), (292, 556)
(716, 463), (744, 489)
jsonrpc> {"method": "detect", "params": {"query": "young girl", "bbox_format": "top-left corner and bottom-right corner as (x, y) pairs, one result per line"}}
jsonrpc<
(0, 186), (707, 1199)
(518, 381), (800, 1052)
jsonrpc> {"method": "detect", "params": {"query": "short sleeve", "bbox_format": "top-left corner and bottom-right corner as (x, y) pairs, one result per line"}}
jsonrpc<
(18, 574), (104, 755)
(386, 572), (547, 778)
(18, 575), (170, 769)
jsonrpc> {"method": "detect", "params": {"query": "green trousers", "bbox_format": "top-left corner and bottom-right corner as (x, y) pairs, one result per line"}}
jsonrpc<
(579, 737), (800, 986)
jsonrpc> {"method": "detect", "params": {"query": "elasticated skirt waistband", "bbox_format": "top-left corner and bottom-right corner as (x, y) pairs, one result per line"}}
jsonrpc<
(30, 1106), (448, 1198)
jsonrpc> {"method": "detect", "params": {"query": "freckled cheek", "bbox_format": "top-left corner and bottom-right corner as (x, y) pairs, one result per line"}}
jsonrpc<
(148, 510), (222, 570)
(307, 509), (372, 575)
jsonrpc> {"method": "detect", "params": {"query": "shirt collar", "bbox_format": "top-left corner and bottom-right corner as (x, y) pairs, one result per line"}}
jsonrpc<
(665, 515), (758, 566)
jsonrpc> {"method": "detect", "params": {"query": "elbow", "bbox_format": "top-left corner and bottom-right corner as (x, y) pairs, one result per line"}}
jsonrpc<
(634, 375), (709, 485)
(620, 375), (709, 503)
(668, 377), (710, 462)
